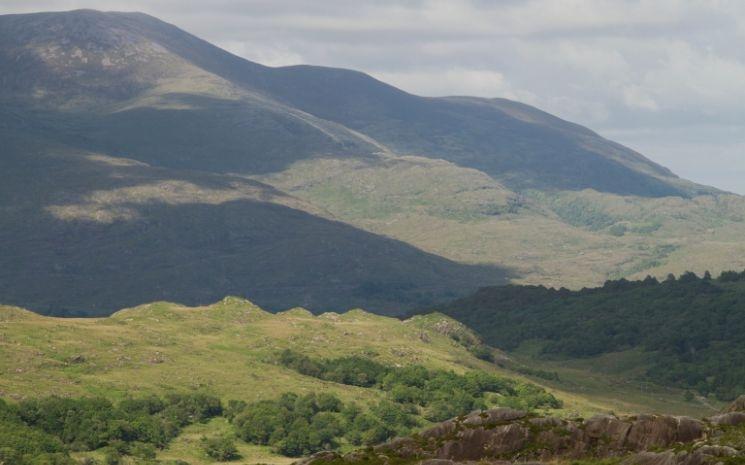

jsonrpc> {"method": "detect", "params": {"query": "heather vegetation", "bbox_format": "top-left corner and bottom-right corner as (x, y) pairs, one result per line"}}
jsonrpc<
(439, 270), (745, 401)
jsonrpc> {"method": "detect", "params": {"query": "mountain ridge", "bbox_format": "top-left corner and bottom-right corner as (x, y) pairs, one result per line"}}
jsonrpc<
(0, 8), (708, 196)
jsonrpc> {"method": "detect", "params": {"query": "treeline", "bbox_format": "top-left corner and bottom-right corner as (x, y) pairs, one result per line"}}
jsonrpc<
(1, 353), (562, 462)
(219, 351), (560, 457)
(437, 270), (745, 401)
(0, 392), (222, 464)
(278, 350), (561, 419)
(229, 392), (417, 457)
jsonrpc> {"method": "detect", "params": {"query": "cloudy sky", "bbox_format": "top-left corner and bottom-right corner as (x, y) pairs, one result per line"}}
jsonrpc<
(3, 0), (744, 193)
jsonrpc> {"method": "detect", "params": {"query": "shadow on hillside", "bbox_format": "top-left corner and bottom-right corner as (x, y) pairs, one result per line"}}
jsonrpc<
(0, 196), (512, 317)
(0, 132), (512, 316)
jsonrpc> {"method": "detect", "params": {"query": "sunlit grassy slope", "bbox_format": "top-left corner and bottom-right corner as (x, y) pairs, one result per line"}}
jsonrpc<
(261, 155), (745, 289)
(0, 298), (720, 463)
(0, 298), (488, 403)
(0, 298), (715, 416)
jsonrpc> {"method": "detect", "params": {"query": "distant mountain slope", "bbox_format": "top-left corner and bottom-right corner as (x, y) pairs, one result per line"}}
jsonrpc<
(262, 158), (745, 290)
(0, 127), (507, 315)
(0, 9), (707, 197)
(434, 272), (745, 401)
(257, 68), (696, 196)
(0, 10), (381, 175)
(0, 9), (741, 315)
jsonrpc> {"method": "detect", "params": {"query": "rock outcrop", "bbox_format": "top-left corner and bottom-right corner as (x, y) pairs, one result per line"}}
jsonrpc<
(726, 395), (745, 413)
(300, 396), (745, 465)
(375, 409), (705, 462)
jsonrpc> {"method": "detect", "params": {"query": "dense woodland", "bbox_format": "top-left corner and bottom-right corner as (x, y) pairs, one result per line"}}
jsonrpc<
(438, 270), (745, 401)
(0, 353), (560, 464)
(278, 351), (560, 418)
(0, 393), (222, 465)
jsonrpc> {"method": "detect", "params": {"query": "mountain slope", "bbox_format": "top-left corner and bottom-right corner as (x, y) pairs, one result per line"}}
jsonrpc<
(0, 127), (508, 315)
(257, 70), (695, 196)
(262, 158), (745, 290)
(1, 9), (742, 315)
(0, 9), (704, 197)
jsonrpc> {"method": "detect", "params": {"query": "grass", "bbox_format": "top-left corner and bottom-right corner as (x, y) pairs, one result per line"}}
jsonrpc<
(0, 299), (436, 402)
(0, 298), (718, 416)
(1, 298), (504, 463)
(156, 418), (296, 465)
(507, 342), (723, 418)
(1, 297), (719, 462)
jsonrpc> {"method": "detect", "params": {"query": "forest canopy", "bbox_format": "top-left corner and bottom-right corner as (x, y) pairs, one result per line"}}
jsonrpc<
(437, 270), (745, 401)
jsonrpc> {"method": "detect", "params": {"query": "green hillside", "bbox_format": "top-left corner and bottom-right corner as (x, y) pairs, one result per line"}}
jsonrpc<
(0, 297), (719, 465)
(262, 155), (745, 289)
(0, 297), (575, 464)
(434, 271), (745, 403)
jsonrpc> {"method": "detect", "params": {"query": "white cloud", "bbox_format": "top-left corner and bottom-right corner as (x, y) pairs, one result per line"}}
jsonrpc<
(622, 85), (659, 111)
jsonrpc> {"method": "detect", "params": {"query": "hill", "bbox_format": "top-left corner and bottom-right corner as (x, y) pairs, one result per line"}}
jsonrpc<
(0, 297), (724, 464)
(0, 297), (570, 464)
(433, 271), (745, 402)
(3, 9), (745, 314)
(0, 298), (498, 402)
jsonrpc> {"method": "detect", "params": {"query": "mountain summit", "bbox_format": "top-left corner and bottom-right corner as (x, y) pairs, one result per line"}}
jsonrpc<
(0, 9), (707, 196)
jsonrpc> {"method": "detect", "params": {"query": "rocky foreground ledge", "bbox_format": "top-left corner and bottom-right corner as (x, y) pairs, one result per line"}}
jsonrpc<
(301, 396), (745, 465)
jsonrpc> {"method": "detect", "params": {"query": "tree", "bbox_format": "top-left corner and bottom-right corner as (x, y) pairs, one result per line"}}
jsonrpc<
(202, 435), (239, 461)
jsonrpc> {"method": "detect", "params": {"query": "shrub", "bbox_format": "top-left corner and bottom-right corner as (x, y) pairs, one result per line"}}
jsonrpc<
(202, 435), (239, 461)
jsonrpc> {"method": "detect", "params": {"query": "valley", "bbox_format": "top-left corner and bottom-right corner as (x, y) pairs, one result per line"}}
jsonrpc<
(433, 272), (745, 403)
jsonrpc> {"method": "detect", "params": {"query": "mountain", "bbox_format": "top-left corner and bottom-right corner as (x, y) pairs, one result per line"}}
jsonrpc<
(0, 9), (701, 197)
(2, 9), (745, 314)
(432, 271), (745, 402)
